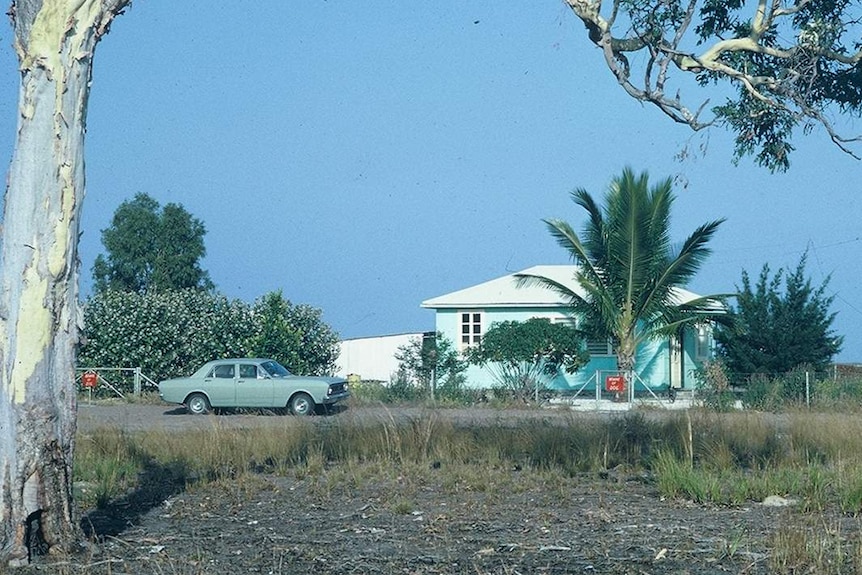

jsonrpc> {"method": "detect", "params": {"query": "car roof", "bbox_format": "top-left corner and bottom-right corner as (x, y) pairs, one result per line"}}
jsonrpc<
(204, 358), (276, 364)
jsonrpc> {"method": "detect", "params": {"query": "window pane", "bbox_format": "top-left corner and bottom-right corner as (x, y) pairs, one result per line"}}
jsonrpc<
(214, 365), (235, 378)
(586, 339), (611, 356)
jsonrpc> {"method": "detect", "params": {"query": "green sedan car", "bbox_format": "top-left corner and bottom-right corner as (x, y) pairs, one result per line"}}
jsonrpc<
(158, 358), (350, 415)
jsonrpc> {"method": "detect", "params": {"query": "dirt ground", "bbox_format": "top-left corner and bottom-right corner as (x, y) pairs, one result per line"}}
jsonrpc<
(75, 402), (591, 433)
(20, 404), (860, 574)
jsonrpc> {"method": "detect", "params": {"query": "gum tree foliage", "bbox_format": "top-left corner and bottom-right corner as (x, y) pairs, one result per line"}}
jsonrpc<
(0, 0), (131, 565)
(393, 333), (467, 399)
(517, 168), (727, 382)
(79, 290), (340, 385)
(92, 193), (213, 293)
(466, 318), (589, 400)
(715, 253), (843, 376)
(564, 0), (862, 171)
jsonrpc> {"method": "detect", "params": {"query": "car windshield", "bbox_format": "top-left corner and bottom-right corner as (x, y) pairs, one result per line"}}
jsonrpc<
(260, 360), (291, 378)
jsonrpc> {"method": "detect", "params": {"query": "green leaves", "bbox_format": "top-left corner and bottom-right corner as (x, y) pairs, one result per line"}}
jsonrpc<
(467, 318), (588, 396)
(715, 254), (843, 377)
(93, 193), (213, 294)
(564, 0), (862, 170)
(393, 333), (468, 400)
(248, 291), (340, 376)
(696, 0), (745, 42)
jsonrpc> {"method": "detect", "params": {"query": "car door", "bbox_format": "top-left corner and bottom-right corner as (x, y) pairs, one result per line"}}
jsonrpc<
(204, 362), (237, 407)
(237, 362), (274, 407)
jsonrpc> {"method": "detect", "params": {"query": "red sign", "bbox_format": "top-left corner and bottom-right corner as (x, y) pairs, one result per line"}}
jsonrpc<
(605, 375), (626, 392)
(81, 371), (98, 389)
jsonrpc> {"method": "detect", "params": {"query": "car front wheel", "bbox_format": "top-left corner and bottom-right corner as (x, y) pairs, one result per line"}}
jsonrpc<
(186, 393), (210, 415)
(289, 393), (315, 416)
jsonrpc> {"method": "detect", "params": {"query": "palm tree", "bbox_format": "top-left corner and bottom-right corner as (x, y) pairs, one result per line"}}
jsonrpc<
(517, 168), (726, 387)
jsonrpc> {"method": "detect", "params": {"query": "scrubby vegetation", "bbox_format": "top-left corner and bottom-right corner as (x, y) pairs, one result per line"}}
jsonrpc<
(66, 406), (862, 574)
(78, 408), (862, 513)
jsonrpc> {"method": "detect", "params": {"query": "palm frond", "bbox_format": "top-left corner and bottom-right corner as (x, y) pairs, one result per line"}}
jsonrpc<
(542, 218), (607, 289)
(513, 272), (587, 309)
(531, 167), (726, 368)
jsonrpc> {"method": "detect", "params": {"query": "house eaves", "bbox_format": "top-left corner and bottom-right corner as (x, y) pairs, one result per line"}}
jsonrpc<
(421, 265), (714, 310)
(421, 265), (585, 309)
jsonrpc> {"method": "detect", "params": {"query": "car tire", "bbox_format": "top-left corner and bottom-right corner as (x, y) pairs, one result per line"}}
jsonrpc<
(289, 392), (315, 416)
(186, 393), (210, 415)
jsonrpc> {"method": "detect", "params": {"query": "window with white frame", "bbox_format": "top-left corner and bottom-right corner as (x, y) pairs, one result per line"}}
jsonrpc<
(459, 311), (482, 348)
(552, 317), (578, 329)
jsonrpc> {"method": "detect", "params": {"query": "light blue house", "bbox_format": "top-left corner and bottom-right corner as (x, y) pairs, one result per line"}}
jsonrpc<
(421, 265), (715, 395)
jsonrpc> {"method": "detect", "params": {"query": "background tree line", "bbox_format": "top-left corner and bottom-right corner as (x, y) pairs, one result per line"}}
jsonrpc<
(80, 193), (339, 384)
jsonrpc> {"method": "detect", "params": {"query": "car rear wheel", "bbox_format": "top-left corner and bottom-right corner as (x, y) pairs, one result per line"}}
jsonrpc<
(289, 393), (315, 416)
(186, 393), (210, 415)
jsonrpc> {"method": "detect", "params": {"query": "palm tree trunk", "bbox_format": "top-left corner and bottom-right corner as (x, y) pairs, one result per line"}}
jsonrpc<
(616, 340), (636, 402)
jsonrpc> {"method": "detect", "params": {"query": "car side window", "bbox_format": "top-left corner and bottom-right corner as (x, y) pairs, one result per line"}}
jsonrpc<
(213, 364), (235, 378)
(239, 364), (257, 379)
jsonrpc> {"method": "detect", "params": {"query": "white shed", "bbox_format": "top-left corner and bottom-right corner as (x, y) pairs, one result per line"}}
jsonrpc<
(336, 333), (427, 382)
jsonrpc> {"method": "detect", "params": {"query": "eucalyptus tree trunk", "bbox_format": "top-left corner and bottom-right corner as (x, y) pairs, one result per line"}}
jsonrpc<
(0, 0), (128, 566)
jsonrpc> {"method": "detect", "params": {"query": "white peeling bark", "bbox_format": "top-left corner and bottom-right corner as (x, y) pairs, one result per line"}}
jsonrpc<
(0, 0), (129, 566)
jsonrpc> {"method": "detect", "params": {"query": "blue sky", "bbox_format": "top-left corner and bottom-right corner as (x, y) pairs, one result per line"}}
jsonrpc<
(1, 2), (860, 361)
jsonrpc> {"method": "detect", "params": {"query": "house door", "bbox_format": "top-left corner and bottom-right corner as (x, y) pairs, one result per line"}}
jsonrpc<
(669, 334), (683, 389)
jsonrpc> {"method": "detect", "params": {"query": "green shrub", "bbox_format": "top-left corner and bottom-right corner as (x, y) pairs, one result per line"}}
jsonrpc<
(392, 333), (468, 403)
(695, 360), (736, 411)
(742, 373), (791, 411)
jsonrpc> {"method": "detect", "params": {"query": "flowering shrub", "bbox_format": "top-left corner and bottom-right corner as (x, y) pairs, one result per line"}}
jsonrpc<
(79, 289), (339, 384)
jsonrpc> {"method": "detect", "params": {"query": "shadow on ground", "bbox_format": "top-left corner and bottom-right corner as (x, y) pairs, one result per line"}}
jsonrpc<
(80, 459), (188, 539)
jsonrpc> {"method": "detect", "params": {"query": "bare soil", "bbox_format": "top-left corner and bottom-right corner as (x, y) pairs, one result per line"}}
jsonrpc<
(19, 404), (860, 574)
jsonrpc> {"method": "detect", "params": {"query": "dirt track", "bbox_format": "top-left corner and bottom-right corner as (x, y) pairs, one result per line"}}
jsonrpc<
(75, 402), (598, 433)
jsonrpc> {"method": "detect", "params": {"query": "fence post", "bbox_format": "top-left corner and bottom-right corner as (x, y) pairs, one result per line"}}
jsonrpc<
(805, 371), (810, 409)
(134, 367), (142, 397)
(595, 371), (600, 405)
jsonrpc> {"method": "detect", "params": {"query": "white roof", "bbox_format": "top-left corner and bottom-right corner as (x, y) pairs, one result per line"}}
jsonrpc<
(421, 265), (706, 309)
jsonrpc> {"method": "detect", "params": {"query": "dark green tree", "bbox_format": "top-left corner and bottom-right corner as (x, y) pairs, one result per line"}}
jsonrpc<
(247, 291), (340, 376)
(563, 0), (862, 171)
(467, 318), (588, 401)
(715, 254), (843, 376)
(517, 168), (727, 383)
(92, 193), (213, 293)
